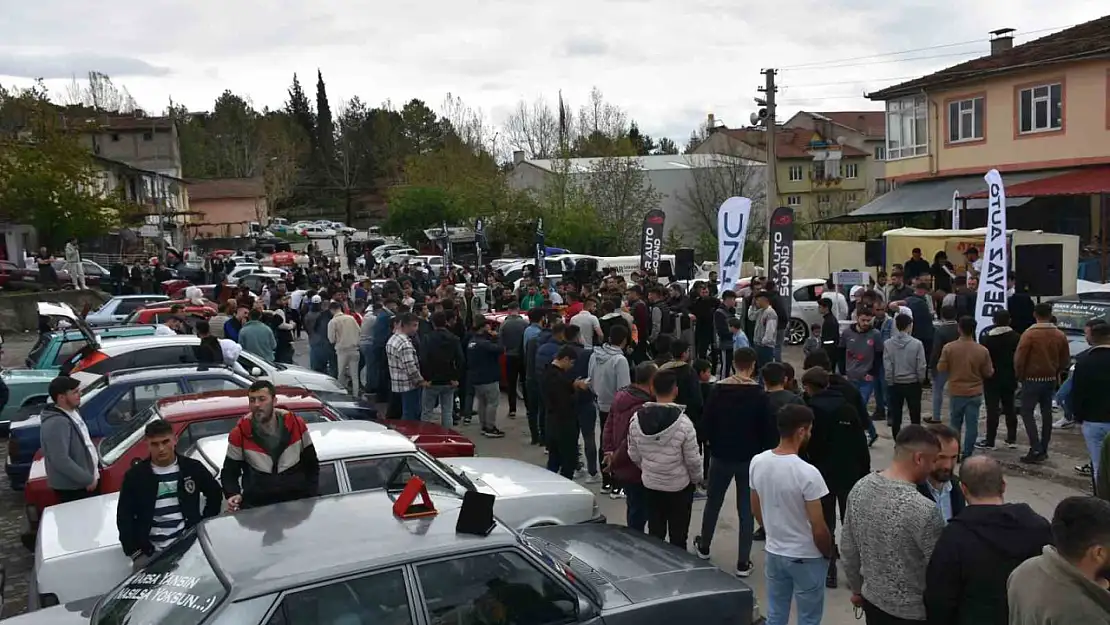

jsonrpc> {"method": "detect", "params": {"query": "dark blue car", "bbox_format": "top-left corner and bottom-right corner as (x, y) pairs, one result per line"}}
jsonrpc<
(4, 364), (254, 490)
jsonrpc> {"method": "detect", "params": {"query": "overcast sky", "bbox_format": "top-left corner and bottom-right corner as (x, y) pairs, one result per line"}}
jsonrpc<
(1, 1), (1106, 146)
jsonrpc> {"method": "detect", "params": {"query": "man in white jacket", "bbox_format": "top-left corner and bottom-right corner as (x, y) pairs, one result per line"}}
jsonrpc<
(588, 324), (631, 493)
(627, 368), (703, 550)
(327, 301), (362, 394)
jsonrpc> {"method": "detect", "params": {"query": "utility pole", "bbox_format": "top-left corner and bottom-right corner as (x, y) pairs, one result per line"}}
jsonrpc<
(759, 68), (779, 233)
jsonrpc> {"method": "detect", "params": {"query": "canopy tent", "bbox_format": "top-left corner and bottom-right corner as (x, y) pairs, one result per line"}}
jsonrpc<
(883, 227), (1081, 296)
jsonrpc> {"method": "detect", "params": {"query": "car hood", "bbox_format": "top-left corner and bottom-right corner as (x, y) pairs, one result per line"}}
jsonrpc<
(523, 524), (752, 607)
(271, 366), (346, 393)
(0, 597), (98, 624)
(442, 457), (592, 498)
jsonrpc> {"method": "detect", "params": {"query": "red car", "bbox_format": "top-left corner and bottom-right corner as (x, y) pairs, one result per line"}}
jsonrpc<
(22, 387), (474, 540)
(123, 305), (215, 324)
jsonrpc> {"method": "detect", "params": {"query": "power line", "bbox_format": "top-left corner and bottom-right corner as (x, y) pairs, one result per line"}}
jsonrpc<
(779, 24), (1074, 71)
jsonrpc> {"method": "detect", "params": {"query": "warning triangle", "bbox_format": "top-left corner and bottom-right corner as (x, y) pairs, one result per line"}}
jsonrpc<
(392, 476), (438, 519)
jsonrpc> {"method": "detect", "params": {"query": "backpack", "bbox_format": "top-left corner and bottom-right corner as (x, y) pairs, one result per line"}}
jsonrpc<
(657, 302), (675, 335)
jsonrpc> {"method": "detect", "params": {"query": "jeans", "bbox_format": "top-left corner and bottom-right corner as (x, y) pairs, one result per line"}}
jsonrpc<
(360, 341), (375, 392)
(698, 458), (753, 567)
(1020, 380), (1056, 455)
(874, 366), (887, 420)
(755, 345), (775, 371)
(309, 343), (331, 374)
(887, 382), (922, 438)
(422, 385), (456, 427)
(1082, 421), (1110, 477)
(506, 354), (525, 414)
(624, 482), (649, 532)
(578, 406), (599, 476)
(774, 325), (786, 362)
(526, 379), (542, 443)
(852, 380), (878, 439)
(399, 388), (423, 421)
(337, 347), (360, 396)
(546, 430), (577, 479)
(473, 382), (501, 430)
(931, 371), (948, 421)
(645, 484), (694, 549)
(1056, 375), (1073, 421)
(984, 384), (1017, 445)
(764, 553), (827, 625)
(949, 394), (983, 458)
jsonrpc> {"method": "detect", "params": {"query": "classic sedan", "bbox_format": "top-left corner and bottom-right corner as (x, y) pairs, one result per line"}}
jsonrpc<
(83, 294), (170, 327)
(18, 491), (758, 623)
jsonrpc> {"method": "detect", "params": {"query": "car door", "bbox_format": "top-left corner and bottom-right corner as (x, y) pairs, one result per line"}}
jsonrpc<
(262, 568), (415, 625)
(414, 550), (584, 625)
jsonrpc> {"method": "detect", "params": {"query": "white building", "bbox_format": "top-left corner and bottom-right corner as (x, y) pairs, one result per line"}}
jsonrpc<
(508, 152), (764, 241)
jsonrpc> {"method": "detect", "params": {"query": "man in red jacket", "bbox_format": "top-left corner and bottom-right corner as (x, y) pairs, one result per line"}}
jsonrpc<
(602, 361), (657, 531)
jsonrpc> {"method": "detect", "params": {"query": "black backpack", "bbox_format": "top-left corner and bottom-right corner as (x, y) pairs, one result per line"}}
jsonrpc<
(657, 302), (675, 334)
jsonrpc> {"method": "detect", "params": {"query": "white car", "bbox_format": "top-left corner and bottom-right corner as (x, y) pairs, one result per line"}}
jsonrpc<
(370, 243), (408, 260)
(225, 264), (287, 284)
(30, 421), (601, 608)
(300, 224), (336, 238)
(381, 248), (419, 264)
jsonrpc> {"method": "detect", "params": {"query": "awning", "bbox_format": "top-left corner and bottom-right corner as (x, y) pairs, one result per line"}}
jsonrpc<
(964, 165), (1110, 198)
(819, 172), (1046, 224)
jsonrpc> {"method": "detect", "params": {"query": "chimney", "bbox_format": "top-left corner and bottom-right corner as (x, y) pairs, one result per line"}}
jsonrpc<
(707, 113), (715, 129)
(512, 150), (526, 165)
(990, 28), (1015, 55)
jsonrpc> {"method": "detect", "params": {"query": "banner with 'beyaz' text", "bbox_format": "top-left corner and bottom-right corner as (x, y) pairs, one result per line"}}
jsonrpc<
(975, 169), (1008, 340)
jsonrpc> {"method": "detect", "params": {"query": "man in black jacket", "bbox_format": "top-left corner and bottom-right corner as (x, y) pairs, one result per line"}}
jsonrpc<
(924, 456), (1051, 625)
(117, 419), (221, 569)
(978, 310), (1020, 450)
(917, 424), (965, 523)
(418, 311), (465, 426)
(713, 290), (737, 377)
(543, 346), (589, 478)
(801, 366), (870, 588)
(660, 339), (703, 431)
(818, 298), (840, 371)
(693, 347), (775, 578)
(691, 283), (718, 361)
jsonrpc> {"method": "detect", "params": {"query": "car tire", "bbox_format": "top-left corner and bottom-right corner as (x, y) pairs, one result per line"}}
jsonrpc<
(786, 318), (809, 346)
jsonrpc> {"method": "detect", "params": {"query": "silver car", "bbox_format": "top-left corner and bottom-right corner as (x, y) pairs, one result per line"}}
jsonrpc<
(83, 295), (170, 327)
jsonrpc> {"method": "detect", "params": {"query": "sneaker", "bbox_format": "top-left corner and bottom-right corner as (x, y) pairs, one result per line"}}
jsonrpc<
(752, 527), (766, 541)
(1005, 440), (1018, 449)
(736, 562), (755, 578)
(463, 416), (473, 425)
(600, 484), (611, 494)
(1075, 463), (1093, 476)
(584, 473), (602, 484)
(693, 489), (707, 501)
(609, 488), (625, 500)
(507, 411), (516, 420)
(1053, 417), (1075, 429)
(974, 440), (995, 450)
(483, 428), (505, 439)
(693, 536), (711, 560)
(1020, 451), (1047, 464)
(573, 469), (586, 480)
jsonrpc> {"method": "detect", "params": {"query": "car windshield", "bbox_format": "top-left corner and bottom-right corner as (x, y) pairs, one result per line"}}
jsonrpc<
(1052, 302), (1109, 334)
(93, 530), (227, 625)
(99, 405), (159, 465)
(418, 449), (476, 491)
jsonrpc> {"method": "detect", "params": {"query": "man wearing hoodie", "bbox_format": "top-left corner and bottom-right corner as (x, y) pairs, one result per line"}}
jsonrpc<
(468, 317), (506, 438)
(627, 369), (703, 550)
(40, 376), (99, 502)
(802, 366), (871, 589)
(239, 308), (277, 363)
(978, 309), (1021, 450)
(589, 324), (632, 493)
(523, 310), (552, 445)
(603, 362), (657, 523)
(929, 305), (960, 423)
(598, 299), (631, 350)
(694, 347), (776, 577)
(885, 313), (927, 438)
(1013, 302), (1071, 464)
(924, 456), (1052, 625)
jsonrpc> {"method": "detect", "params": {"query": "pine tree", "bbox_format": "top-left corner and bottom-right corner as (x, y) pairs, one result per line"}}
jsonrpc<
(315, 70), (335, 161)
(285, 74), (316, 150)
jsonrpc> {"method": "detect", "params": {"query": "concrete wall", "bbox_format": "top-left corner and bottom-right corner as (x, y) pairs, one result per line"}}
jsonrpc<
(0, 290), (109, 335)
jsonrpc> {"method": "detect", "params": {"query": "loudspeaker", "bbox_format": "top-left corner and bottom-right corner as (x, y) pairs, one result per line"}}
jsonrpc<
(657, 259), (673, 278)
(675, 248), (695, 280)
(864, 239), (884, 268)
(1015, 244), (1063, 297)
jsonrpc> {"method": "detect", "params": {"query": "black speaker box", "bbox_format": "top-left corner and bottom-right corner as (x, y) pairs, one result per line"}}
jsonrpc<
(864, 239), (884, 268)
(1014, 244), (1063, 297)
(675, 248), (695, 280)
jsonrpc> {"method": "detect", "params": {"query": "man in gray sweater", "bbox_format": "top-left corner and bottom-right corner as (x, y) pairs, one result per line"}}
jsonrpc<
(841, 424), (946, 623)
(884, 313), (927, 438)
(40, 376), (100, 502)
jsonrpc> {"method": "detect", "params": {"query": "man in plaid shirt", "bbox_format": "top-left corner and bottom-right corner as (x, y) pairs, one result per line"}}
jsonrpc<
(386, 312), (426, 420)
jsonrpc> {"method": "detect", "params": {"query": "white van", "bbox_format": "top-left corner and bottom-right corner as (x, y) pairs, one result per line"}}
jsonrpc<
(597, 254), (676, 279)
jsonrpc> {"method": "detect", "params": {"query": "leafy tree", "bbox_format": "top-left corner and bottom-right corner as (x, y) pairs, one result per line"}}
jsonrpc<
(679, 152), (766, 261)
(314, 70), (336, 161)
(657, 137), (679, 155)
(383, 186), (463, 243)
(583, 155), (663, 253)
(628, 122), (656, 156)
(401, 99), (449, 155)
(285, 74), (316, 150)
(0, 82), (141, 248)
(662, 228), (687, 254)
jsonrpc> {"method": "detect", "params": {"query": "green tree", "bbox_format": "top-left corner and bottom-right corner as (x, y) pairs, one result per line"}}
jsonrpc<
(583, 155), (663, 253)
(401, 99), (449, 155)
(0, 83), (140, 248)
(628, 121), (656, 156)
(285, 74), (316, 150)
(315, 70), (336, 162)
(657, 137), (679, 155)
(383, 186), (463, 244)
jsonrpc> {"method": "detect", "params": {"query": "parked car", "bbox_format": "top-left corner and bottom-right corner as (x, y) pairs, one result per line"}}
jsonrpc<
(782, 278), (833, 345)
(83, 294), (169, 327)
(0, 259), (34, 290)
(6, 365), (254, 490)
(20, 388), (345, 548)
(300, 224), (336, 238)
(121, 305), (214, 326)
(23, 489), (758, 622)
(225, 264), (287, 285)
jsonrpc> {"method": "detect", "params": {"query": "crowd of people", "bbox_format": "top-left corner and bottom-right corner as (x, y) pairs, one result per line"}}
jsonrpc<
(29, 239), (1110, 625)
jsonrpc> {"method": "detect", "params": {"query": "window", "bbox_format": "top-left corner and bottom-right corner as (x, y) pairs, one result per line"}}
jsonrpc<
(271, 569), (412, 625)
(344, 456), (453, 493)
(54, 341), (88, 367)
(110, 133), (120, 142)
(1019, 83), (1063, 133)
(876, 178), (890, 194)
(788, 165), (803, 181)
(947, 97), (985, 142)
(142, 131), (154, 141)
(417, 551), (578, 625)
(132, 346), (198, 368)
(813, 161), (826, 179)
(886, 96), (928, 159)
(844, 163), (859, 179)
(793, 284), (824, 302)
(177, 417), (241, 451)
(874, 145), (886, 161)
(115, 300), (146, 315)
(786, 195), (802, 206)
(188, 378), (247, 394)
(817, 194), (831, 209)
(106, 382), (181, 425)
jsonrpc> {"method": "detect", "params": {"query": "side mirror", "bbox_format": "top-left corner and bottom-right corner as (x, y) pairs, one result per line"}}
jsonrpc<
(251, 367), (263, 377)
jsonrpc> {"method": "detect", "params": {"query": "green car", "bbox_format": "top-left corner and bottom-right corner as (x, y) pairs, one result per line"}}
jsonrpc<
(0, 302), (156, 435)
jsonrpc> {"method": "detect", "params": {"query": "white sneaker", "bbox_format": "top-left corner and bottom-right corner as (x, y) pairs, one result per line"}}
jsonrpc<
(1052, 417), (1075, 429)
(584, 473), (602, 484)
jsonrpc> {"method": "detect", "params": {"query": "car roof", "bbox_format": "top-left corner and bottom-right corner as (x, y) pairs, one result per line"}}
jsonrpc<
(95, 334), (200, 353)
(112, 294), (169, 301)
(104, 363), (244, 384)
(156, 387), (326, 421)
(195, 421), (410, 465)
(202, 490), (515, 599)
(54, 325), (156, 340)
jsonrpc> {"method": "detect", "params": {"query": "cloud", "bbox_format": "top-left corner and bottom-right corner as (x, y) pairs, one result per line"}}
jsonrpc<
(0, 52), (170, 79)
(562, 35), (609, 58)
